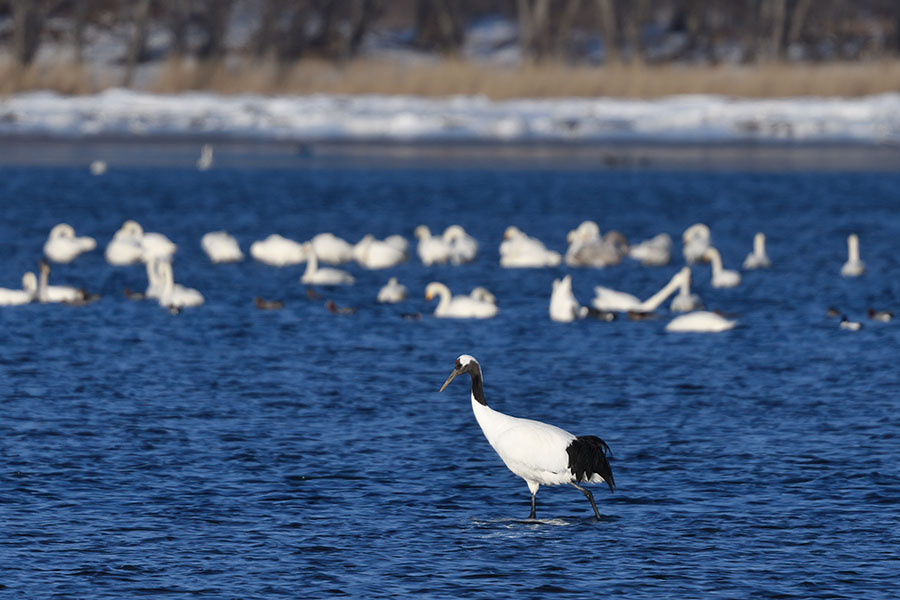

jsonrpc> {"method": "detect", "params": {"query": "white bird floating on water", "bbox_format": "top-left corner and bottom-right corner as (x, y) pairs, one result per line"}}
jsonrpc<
(628, 233), (672, 266)
(250, 234), (307, 267)
(0, 272), (38, 306)
(592, 267), (691, 313)
(682, 223), (711, 264)
(353, 234), (407, 269)
(414, 225), (451, 266)
(841, 234), (864, 277)
(840, 316), (862, 331)
(310, 233), (354, 265)
(38, 260), (90, 304)
(565, 221), (628, 268)
(377, 277), (408, 303)
(443, 225), (478, 264)
(44, 223), (97, 263)
(89, 160), (107, 176)
(439, 355), (615, 520)
(703, 247), (741, 288)
(550, 274), (588, 322)
(499, 226), (561, 268)
(197, 144), (214, 171)
(742, 232), (771, 270)
(201, 231), (243, 263)
(665, 310), (736, 333)
(105, 220), (176, 264)
(300, 243), (355, 285)
(156, 260), (204, 310)
(425, 282), (497, 318)
(670, 268), (703, 312)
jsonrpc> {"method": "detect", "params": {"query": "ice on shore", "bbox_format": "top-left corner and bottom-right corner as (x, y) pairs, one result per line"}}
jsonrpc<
(1, 89), (898, 144)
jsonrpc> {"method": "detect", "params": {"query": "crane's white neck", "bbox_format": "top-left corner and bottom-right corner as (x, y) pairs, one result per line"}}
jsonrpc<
(638, 269), (685, 311)
(848, 235), (860, 262)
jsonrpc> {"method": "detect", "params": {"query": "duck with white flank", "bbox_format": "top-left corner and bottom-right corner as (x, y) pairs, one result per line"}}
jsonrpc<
(44, 224), (97, 263)
(300, 243), (355, 285)
(425, 282), (497, 318)
(703, 247), (741, 288)
(742, 233), (771, 269)
(841, 234), (864, 277)
(439, 355), (615, 520)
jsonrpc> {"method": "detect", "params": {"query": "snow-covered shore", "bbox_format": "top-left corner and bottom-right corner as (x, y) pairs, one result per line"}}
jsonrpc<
(2, 89), (900, 145)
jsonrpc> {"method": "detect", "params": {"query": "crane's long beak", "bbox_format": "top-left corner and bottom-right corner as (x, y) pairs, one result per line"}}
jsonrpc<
(439, 369), (459, 392)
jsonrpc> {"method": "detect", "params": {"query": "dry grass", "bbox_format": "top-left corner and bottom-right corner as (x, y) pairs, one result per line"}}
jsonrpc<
(4, 55), (900, 98)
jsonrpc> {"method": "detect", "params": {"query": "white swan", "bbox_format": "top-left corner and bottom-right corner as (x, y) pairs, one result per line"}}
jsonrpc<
(197, 144), (214, 171)
(670, 267), (703, 312)
(550, 274), (588, 322)
(353, 234), (407, 269)
(703, 248), (741, 288)
(310, 233), (354, 265)
(38, 260), (87, 303)
(144, 258), (166, 299)
(469, 287), (496, 304)
(665, 311), (736, 333)
(141, 229), (178, 262)
(443, 225), (478, 264)
(377, 277), (408, 303)
(300, 243), (355, 285)
(682, 223), (711, 264)
(628, 233), (672, 266)
(414, 225), (451, 266)
(250, 234), (307, 266)
(592, 267), (689, 313)
(44, 224), (97, 263)
(105, 220), (144, 265)
(425, 282), (498, 319)
(157, 260), (204, 309)
(742, 232), (771, 269)
(499, 226), (561, 268)
(201, 231), (243, 263)
(565, 221), (628, 267)
(0, 272), (38, 305)
(841, 234), (864, 277)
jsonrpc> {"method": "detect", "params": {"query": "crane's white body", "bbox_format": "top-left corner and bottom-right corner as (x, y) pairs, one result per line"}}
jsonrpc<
(250, 234), (307, 267)
(549, 274), (587, 322)
(426, 282), (497, 318)
(499, 226), (561, 268)
(841, 234), (864, 277)
(666, 311), (736, 333)
(0, 272), (37, 305)
(201, 231), (244, 263)
(704, 248), (741, 288)
(377, 277), (408, 303)
(742, 232), (771, 269)
(44, 224), (96, 263)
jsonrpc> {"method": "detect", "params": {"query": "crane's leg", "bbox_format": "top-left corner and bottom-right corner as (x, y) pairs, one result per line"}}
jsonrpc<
(571, 483), (600, 520)
(528, 492), (537, 519)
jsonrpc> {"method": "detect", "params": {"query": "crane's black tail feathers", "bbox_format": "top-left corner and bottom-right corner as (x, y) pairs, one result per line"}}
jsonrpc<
(567, 435), (615, 492)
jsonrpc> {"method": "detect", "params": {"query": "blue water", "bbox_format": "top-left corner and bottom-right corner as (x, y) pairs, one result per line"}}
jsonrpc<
(2, 165), (900, 598)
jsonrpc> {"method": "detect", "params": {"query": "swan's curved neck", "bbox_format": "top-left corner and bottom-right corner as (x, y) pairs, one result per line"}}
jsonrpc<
(160, 262), (174, 296)
(848, 236), (859, 262)
(707, 249), (723, 275)
(754, 234), (766, 256)
(639, 271), (684, 311)
(433, 284), (451, 312)
(38, 266), (49, 302)
(304, 251), (318, 276)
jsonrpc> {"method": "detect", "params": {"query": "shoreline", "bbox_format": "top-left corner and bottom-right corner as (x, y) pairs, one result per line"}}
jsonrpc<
(1, 137), (898, 171)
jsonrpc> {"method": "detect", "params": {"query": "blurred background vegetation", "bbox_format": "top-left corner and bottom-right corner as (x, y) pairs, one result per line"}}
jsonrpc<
(2, 0), (900, 97)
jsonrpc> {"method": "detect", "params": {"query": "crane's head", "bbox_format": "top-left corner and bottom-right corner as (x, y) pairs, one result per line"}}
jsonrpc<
(439, 354), (479, 392)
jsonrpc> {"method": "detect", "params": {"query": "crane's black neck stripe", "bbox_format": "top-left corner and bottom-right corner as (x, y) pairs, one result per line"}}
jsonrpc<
(468, 364), (486, 405)
(566, 435), (615, 492)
